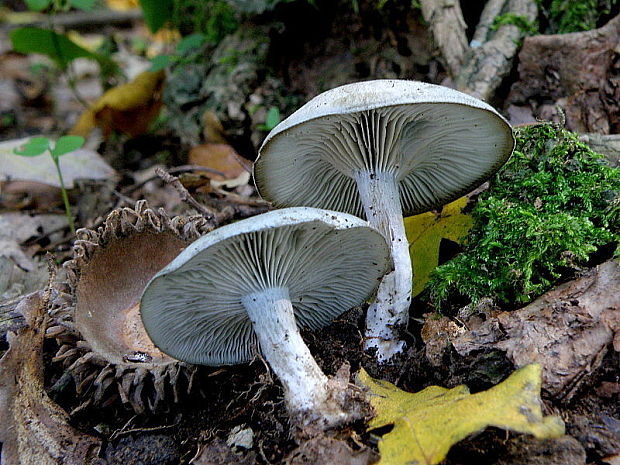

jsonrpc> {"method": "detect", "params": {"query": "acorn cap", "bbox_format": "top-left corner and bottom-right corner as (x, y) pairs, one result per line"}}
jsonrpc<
(48, 201), (210, 413)
(254, 79), (515, 217)
(140, 207), (391, 366)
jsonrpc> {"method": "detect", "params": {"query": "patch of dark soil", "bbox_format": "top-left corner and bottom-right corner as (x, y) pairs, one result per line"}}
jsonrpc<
(43, 284), (619, 465)
(270, 0), (437, 98)
(565, 349), (620, 462)
(103, 434), (180, 465)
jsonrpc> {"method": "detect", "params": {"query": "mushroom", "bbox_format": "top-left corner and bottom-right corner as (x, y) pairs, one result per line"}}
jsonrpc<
(140, 207), (391, 427)
(253, 79), (515, 363)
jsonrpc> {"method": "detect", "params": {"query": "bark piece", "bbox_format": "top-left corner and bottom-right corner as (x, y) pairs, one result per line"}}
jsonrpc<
(508, 14), (620, 133)
(453, 260), (620, 401)
(579, 133), (620, 167)
(0, 291), (101, 464)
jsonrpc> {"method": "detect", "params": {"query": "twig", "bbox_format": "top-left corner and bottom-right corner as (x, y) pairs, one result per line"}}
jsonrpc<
(455, 0), (538, 100)
(122, 165), (226, 195)
(155, 167), (220, 224)
(420, 0), (469, 77)
(1, 9), (144, 32)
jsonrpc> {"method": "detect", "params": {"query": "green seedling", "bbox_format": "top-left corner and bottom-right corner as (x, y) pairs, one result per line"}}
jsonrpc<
(14, 135), (85, 235)
(257, 106), (281, 131)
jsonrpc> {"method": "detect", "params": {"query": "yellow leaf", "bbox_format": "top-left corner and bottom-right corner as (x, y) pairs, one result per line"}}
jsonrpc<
(70, 70), (165, 138)
(404, 196), (474, 296)
(105, 0), (139, 11)
(358, 364), (565, 465)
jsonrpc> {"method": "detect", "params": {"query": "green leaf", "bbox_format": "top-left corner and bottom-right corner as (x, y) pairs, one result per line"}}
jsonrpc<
(25, 0), (51, 12)
(51, 136), (85, 158)
(176, 33), (206, 54)
(69, 0), (96, 11)
(265, 106), (281, 130)
(14, 137), (50, 157)
(10, 27), (96, 70)
(139, 0), (173, 33)
(149, 54), (171, 72)
(358, 364), (565, 465)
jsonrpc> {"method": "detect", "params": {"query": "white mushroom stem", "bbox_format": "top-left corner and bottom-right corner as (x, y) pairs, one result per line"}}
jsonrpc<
(241, 287), (346, 426)
(355, 170), (412, 363)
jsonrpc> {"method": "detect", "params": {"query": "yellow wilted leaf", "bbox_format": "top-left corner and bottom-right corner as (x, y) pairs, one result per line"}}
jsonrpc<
(70, 70), (165, 138)
(404, 196), (474, 296)
(357, 364), (565, 465)
(105, 0), (139, 11)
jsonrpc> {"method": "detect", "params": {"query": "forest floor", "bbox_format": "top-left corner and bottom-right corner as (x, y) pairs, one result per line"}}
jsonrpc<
(0, 1), (619, 464)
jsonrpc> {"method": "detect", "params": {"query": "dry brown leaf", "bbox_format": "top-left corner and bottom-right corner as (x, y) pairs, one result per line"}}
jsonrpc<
(202, 110), (228, 144)
(188, 143), (251, 189)
(0, 291), (101, 464)
(453, 259), (620, 401)
(70, 70), (165, 138)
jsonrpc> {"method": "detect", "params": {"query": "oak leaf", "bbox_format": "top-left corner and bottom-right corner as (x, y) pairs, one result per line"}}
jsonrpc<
(357, 364), (565, 465)
(404, 196), (473, 296)
(70, 70), (165, 138)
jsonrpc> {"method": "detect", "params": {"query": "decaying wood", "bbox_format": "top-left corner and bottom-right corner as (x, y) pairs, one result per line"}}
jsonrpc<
(419, 0), (469, 77)
(579, 133), (620, 167)
(421, 0), (537, 101)
(507, 14), (620, 133)
(455, 0), (538, 100)
(0, 291), (101, 464)
(451, 259), (620, 402)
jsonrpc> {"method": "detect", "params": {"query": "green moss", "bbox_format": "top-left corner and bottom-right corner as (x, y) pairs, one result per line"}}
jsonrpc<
(538, 0), (618, 33)
(427, 123), (619, 311)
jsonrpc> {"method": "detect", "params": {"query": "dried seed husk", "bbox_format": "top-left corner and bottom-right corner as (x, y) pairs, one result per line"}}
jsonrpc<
(49, 200), (209, 413)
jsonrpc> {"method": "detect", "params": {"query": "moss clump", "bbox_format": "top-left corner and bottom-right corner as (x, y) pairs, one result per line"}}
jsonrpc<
(538, 0), (618, 34)
(427, 123), (619, 311)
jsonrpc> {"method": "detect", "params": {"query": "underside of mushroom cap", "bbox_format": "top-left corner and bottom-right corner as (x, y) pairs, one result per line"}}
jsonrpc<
(48, 201), (210, 413)
(141, 207), (391, 366)
(255, 80), (515, 217)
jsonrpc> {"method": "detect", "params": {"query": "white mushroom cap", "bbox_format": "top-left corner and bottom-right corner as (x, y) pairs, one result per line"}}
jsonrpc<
(140, 207), (391, 366)
(254, 79), (515, 217)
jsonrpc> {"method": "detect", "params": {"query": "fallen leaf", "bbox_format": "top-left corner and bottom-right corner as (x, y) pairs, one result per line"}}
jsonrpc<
(404, 196), (474, 296)
(202, 110), (228, 144)
(0, 213), (67, 299)
(70, 70), (165, 138)
(357, 364), (565, 465)
(188, 143), (251, 189)
(0, 137), (117, 188)
(0, 291), (101, 464)
(105, 0), (139, 10)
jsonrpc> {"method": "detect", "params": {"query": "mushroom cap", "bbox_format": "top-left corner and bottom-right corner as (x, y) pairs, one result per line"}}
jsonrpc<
(140, 207), (391, 366)
(254, 79), (515, 217)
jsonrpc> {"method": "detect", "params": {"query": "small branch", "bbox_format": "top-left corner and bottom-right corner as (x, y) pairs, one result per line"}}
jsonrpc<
(472, 0), (508, 45)
(1, 9), (143, 32)
(420, 0), (469, 78)
(155, 167), (220, 224)
(455, 0), (538, 101)
(122, 165), (226, 196)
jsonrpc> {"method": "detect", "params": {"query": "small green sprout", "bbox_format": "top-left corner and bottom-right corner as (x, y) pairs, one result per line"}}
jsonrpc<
(257, 106), (281, 131)
(14, 135), (85, 235)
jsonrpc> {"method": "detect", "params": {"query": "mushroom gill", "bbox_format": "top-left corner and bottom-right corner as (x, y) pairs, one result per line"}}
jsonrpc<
(47, 200), (210, 414)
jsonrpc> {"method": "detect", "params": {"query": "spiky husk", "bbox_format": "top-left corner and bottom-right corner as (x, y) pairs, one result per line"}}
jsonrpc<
(47, 201), (211, 414)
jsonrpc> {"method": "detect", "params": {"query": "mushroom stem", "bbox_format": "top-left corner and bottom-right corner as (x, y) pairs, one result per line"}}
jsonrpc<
(355, 171), (412, 363)
(241, 287), (346, 426)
